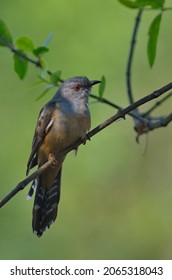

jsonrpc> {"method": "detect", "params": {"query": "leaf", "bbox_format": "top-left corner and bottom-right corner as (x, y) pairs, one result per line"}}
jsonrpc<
(151, 0), (165, 8)
(117, 0), (138, 8)
(13, 53), (28, 79)
(30, 79), (45, 90)
(36, 84), (55, 101)
(0, 18), (13, 46)
(136, 0), (165, 8)
(33, 46), (49, 57)
(16, 36), (34, 51)
(99, 75), (106, 98)
(50, 70), (61, 85)
(43, 32), (54, 47)
(147, 13), (162, 67)
(136, 0), (154, 7)
(118, 0), (165, 9)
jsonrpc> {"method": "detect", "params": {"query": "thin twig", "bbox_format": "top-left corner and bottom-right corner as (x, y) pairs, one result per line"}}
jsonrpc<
(90, 94), (149, 124)
(126, 9), (143, 105)
(0, 35), (64, 81)
(143, 91), (172, 116)
(0, 35), (42, 68)
(1, 81), (172, 209)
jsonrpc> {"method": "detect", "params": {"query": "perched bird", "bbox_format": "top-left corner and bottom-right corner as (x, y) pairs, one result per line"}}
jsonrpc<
(26, 76), (100, 237)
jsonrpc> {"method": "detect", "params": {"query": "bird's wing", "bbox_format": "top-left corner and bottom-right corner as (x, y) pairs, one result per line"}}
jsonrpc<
(26, 101), (56, 175)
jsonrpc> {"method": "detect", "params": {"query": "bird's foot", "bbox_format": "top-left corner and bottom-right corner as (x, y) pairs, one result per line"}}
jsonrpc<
(82, 134), (91, 145)
(49, 153), (58, 168)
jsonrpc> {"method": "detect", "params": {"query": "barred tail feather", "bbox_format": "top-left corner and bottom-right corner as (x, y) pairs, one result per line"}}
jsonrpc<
(26, 178), (38, 200)
(32, 168), (62, 237)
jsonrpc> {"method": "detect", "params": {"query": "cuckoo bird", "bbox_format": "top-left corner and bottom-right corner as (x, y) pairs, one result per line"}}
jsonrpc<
(26, 76), (100, 237)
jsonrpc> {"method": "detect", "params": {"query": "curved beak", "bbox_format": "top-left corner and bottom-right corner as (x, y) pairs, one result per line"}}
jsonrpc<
(89, 80), (101, 87)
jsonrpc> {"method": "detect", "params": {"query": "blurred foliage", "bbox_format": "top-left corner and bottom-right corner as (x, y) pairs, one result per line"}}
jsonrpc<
(0, 0), (172, 260)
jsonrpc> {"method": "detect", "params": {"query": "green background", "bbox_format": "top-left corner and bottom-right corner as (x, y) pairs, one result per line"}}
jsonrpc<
(0, 0), (172, 260)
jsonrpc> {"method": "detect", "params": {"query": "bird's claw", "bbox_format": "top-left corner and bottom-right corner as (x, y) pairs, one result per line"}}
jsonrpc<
(82, 135), (91, 145)
(49, 153), (58, 168)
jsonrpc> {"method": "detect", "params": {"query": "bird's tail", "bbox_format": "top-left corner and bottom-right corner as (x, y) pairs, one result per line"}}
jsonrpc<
(28, 168), (62, 237)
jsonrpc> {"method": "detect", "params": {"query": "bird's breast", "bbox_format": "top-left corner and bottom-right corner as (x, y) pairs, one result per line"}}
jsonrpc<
(38, 105), (90, 162)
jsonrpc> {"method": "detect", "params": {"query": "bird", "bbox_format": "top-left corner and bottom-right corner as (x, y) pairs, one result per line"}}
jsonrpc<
(26, 76), (100, 237)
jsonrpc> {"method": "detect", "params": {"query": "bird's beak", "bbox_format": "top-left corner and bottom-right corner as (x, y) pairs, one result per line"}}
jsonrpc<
(89, 80), (101, 87)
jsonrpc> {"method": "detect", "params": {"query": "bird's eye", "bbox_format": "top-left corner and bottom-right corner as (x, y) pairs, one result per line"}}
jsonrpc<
(74, 84), (80, 91)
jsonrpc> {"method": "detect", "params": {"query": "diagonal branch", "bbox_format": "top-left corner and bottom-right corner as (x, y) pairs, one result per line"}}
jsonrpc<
(1, 81), (172, 209)
(0, 158), (53, 208)
(0, 35), (43, 69)
(0, 35), (63, 80)
(90, 94), (150, 124)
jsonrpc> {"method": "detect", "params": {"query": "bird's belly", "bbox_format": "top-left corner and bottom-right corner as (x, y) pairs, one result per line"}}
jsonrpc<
(38, 112), (90, 163)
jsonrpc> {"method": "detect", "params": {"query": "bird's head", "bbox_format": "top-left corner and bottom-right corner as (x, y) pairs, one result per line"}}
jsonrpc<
(58, 76), (100, 102)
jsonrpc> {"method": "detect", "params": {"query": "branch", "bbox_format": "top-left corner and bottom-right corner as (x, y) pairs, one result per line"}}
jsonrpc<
(0, 35), (63, 80)
(1, 81), (172, 209)
(0, 158), (54, 208)
(149, 112), (172, 130)
(90, 94), (150, 124)
(126, 9), (143, 105)
(143, 91), (172, 116)
(0, 35), (43, 68)
(1, 31), (171, 134)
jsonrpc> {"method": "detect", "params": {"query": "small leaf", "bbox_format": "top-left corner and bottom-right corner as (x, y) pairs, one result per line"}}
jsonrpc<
(43, 32), (54, 47)
(13, 53), (28, 79)
(30, 80), (45, 90)
(33, 46), (49, 57)
(50, 70), (61, 85)
(36, 84), (55, 101)
(118, 0), (138, 8)
(147, 13), (162, 67)
(0, 18), (13, 46)
(99, 75), (106, 98)
(16, 36), (34, 51)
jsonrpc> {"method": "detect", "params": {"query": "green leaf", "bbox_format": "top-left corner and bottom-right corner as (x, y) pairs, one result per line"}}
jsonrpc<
(118, 0), (138, 8)
(16, 36), (34, 51)
(43, 32), (54, 47)
(136, 0), (165, 8)
(33, 46), (49, 57)
(0, 18), (13, 46)
(36, 84), (55, 101)
(151, 0), (165, 8)
(30, 80), (45, 90)
(50, 70), (61, 85)
(99, 75), (106, 98)
(13, 53), (28, 79)
(147, 13), (162, 67)
(118, 0), (165, 8)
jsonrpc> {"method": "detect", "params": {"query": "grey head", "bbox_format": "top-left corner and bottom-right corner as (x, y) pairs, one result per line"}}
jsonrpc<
(53, 76), (100, 102)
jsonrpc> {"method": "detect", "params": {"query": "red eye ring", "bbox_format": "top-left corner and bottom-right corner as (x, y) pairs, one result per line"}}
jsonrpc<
(74, 84), (80, 91)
